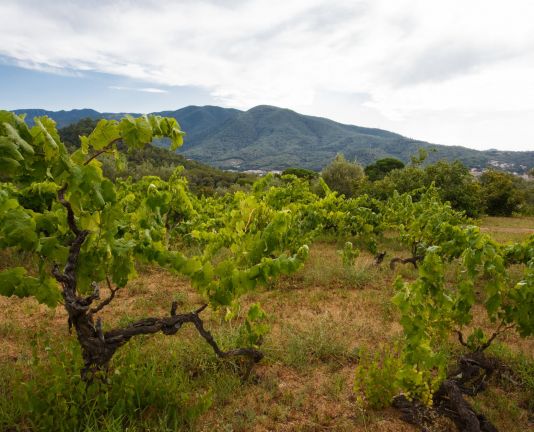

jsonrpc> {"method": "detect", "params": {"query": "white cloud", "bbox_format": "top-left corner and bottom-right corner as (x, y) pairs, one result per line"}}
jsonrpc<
(109, 86), (168, 93)
(0, 0), (533, 151)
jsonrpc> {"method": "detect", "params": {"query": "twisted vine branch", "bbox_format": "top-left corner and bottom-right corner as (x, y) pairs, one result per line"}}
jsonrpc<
(53, 186), (263, 379)
(394, 352), (500, 432)
(389, 255), (424, 270)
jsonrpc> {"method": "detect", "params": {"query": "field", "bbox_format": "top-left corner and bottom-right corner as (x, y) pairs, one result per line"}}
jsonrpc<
(478, 216), (534, 243)
(1, 217), (533, 432)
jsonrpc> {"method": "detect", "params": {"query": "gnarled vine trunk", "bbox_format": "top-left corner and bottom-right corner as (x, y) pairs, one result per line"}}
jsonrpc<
(393, 352), (499, 432)
(53, 188), (262, 379)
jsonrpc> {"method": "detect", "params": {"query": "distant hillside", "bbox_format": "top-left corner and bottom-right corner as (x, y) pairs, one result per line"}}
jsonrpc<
(13, 106), (534, 173)
(56, 118), (258, 196)
(14, 108), (129, 128)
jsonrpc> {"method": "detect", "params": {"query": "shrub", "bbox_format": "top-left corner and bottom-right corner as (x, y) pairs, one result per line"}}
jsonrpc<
(353, 343), (402, 409)
(480, 170), (526, 216)
(364, 158), (405, 181)
(321, 154), (365, 198)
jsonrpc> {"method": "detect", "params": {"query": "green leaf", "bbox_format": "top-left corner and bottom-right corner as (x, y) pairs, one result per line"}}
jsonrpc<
(32, 118), (60, 160)
(0, 268), (61, 306)
(485, 294), (501, 316)
(149, 116), (185, 150)
(0, 156), (20, 174)
(3, 122), (34, 155)
(0, 137), (24, 160)
(83, 119), (120, 152)
(119, 115), (153, 149)
(0, 207), (38, 250)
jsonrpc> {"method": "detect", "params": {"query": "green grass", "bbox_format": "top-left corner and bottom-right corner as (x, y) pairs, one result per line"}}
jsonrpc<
(0, 332), (249, 432)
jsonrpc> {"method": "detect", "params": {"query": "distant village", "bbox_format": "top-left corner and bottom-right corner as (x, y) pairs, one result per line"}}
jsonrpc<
(232, 164), (533, 180)
(469, 161), (533, 180)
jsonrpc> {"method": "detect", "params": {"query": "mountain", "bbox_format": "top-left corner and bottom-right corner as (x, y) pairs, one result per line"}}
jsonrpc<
(156, 105), (241, 140)
(13, 106), (534, 173)
(15, 108), (103, 128)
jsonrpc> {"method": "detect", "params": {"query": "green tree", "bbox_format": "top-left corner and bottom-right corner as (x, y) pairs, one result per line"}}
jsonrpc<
(282, 167), (319, 180)
(367, 159), (483, 217)
(425, 161), (483, 217)
(321, 153), (365, 197)
(364, 158), (405, 181)
(369, 165), (426, 200)
(480, 170), (526, 216)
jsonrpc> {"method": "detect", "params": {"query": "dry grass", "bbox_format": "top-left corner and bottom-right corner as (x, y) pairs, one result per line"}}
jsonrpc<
(478, 216), (534, 230)
(1, 218), (533, 431)
(478, 216), (534, 243)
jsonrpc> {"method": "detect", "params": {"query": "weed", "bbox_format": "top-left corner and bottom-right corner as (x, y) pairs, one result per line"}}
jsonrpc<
(323, 372), (346, 401)
(487, 342), (534, 411)
(341, 266), (375, 289)
(0, 321), (20, 338)
(0, 337), (218, 432)
(353, 343), (403, 409)
(282, 315), (355, 370)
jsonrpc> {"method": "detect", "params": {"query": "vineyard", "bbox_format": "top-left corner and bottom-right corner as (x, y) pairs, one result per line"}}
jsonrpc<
(0, 112), (533, 432)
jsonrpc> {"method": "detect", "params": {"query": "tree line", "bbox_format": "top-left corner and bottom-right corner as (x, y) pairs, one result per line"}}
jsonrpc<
(59, 118), (533, 218)
(288, 152), (534, 218)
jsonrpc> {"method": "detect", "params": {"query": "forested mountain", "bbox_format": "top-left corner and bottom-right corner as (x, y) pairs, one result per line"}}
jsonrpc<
(57, 118), (257, 196)
(13, 105), (534, 172)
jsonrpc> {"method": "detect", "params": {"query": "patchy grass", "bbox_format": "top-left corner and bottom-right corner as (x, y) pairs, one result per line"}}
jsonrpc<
(478, 216), (534, 243)
(478, 216), (534, 230)
(275, 314), (358, 370)
(0, 217), (532, 431)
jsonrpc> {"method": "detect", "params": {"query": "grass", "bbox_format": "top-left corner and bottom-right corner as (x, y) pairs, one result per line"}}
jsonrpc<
(478, 215), (534, 230)
(0, 336), (230, 432)
(477, 215), (534, 243)
(0, 217), (533, 431)
(275, 314), (358, 370)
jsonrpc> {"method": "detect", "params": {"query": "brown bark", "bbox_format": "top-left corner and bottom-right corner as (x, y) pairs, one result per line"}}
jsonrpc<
(374, 251), (386, 265)
(393, 352), (499, 432)
(389, 255), (424, 270)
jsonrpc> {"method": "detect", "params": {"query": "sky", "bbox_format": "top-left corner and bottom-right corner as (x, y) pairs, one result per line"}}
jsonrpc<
(0, 0), (533, 151)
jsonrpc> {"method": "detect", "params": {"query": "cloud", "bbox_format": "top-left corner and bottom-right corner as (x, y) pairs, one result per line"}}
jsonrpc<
(109, 85), (168, 93)
(390, 42), (522, 86)
(0, 56), (84, 78)
(0, 0), (533, 150)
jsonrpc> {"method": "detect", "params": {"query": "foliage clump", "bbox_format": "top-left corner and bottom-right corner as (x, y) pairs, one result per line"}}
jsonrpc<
(364, 157), (405, 181)
(321, 153), (365, 198)
(480, 169), (527, 216)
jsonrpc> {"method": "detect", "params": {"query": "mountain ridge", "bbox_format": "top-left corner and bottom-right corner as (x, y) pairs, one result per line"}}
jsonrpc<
(12, 105), (534, 173)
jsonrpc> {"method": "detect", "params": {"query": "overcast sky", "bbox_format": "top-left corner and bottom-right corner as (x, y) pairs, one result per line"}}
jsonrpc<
(0, 0), (533, 151)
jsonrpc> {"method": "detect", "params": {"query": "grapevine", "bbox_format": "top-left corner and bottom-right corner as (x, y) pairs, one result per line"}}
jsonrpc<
(386, 188), (534, 431)
(0, 112), (309, 377)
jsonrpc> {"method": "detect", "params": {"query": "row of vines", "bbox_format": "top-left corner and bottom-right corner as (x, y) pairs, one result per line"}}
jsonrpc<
(0, 112), (532, 431)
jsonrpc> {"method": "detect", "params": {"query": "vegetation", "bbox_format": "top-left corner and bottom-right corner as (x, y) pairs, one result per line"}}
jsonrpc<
(281, 167), (319, 180)
(321, 154), (365, 198)
(480, 169), (528, 216)
(15, 105), (534, 172)
(379, 189), (534, 431)
(363, 158), (533, 218)
(59, 118), (258, 196)
(364, 157), (405, 181)
(1, 112), (533, 432)
(60, 117), (534, 219)
(0, 111), (313, 376)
